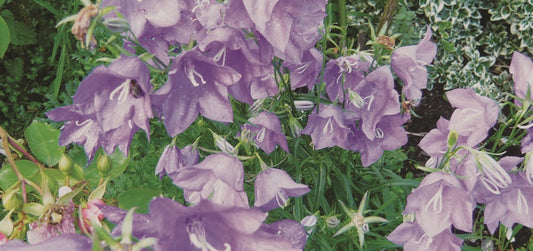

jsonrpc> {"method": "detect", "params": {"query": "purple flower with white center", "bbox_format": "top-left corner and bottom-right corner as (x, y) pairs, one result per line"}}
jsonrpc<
(521, 128), (533, 154)
(192, 0), (226, 31)
(3, 234), (92, 251)
(198, 27), (278, 104)
(254, 219), (308, 250)
(301, 104), (353, 150)
(323, 54), (371, 103)
(254, 168), (310, 212)
(403, 172), (475, 237)
(283, 48), (323, 90)
(391, 26), (437, 104)
(483, 171), (533, 234)
(102, 0), (181, 38)
(345, 114), (409, 167)
(345, 66), (401, 141)
(446, 88), (499, 147)
(151, 49), (241, 137)
(154, 144), (183, 178)
(243, 111), (289, 154)
(171, 153), (249, 208)
(387, 221), (462, 251)
(509, 51), (533, 104)
(47, 56), (152, 161)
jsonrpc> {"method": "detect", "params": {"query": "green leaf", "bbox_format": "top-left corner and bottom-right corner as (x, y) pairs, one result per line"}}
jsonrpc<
(0, 15), (9, 58)
(0, 10), (37, 45)
(117, 188), (160, 214)
(0, 160), (40, 191)
(23, 202), (45, 216)
(88, 178), (108, 202)
(24, 121), (65, 166)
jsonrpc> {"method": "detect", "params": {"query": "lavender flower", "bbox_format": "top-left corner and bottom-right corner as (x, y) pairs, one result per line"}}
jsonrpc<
(170, 153), (249, 208)
(403, 172), (475, 237)
(387, 221), (462, 250)
(391, 26), (437, 104)
(446, 88), (499, 146)
(2, 234), (92, 251)
(151, 49), (241, 137)
(323, 54), (371, 103)
(283, 48), (323, 90)
(483, 170), (533, 234)
(254, 168), (310, 212)
(47, 56), (153, 161)
(301, 104), (353, 150)
(509, 51), (533, 104)
(154, 144), (183, 178)
(243, 111), (289, 154)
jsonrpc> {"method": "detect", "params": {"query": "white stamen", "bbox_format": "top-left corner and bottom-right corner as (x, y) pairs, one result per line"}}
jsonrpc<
(375, 128), (384, 139)
(75, 119), (92, 127)
(424, 185), (443, 213)
(256, 128), (266, 143)
(322, 118), (334, 135)
(109, 79), (132, 104)
(187, 219), (220, 251)
(275, 191), (288, 208)
(296, 62), (311, 74)
(128, 120), (133, 129)
(213, 47), (227, 66)
(186, 64), (207, 87)
(517, 189), (528, 215)
(365, 95), (375, 111)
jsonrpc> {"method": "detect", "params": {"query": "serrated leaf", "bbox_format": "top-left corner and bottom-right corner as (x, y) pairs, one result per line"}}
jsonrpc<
(23, 202), (45, 216)
(0, 15), (9, 58)
(117, 188), (160, 214)
(24, 121), (65, 166)
(0, 160), (40, 191)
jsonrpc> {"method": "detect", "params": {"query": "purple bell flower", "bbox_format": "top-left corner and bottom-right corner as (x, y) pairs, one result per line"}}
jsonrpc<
(2, 234), (92, 251)
(283, 48), (323, 90)
(254, 168), (310, 212)
(243, 111), (289, 154)
(323, 54), (371, 103)
(170, 153), (249, 208)
(391, 26), (437, 104)
(387, 221), (462, 251)
(403, 172), (475, 237)
(301, 104), (353, 150)
(151, 49), (241, 137)
(509, 51), (533, 105)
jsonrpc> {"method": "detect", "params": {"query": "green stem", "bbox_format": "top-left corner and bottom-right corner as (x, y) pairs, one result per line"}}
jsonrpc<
(338, 0), (346, 29)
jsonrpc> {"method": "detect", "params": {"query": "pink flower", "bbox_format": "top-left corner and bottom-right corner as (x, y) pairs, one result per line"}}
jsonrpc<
(79, 199), (105, 234)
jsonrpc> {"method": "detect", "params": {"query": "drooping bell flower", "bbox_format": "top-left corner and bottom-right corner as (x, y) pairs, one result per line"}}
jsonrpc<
(446, 88), (499, 146)
(283, 48), (323, 90)
(170, 153), (249, 208)
(387, 221), (463, 250)
(391, 26), (437, 104)
(509, 51), (533, 105)
(47, 56), (153, 161)
(151, 49), (241, 137)
(301, 104), (354, 150)
(242, 111), (289, 154)
(254, 168), (310, 212)
(323, 54), (371, 103)
(403, 172), (475, 237)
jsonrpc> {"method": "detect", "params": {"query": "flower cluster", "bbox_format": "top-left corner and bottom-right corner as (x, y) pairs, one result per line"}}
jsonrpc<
(388, 52), (533, 249)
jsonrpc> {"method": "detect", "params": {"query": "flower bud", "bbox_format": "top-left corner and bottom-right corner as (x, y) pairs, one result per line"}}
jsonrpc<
(348, 90), (365, 109)
(97, 154), (112, 177)
(447, 130), (458, 149)
(58, 154), (74, 175)
(289, 116), (303, 138)
(2, 190), (23, 212)
(103, 17), (130, 33)
(294, 100), (314, 111)
(326, 216), (340, 228)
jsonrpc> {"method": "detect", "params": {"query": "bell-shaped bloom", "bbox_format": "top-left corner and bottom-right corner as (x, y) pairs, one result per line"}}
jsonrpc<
(151, 49), (241, 137)
(170, 153), (249, 208)
(345, 66), (400, 141)
(301, 104), (353, 150)
(323, 54), (371, 103)
(243, 111), (289, 154)
(387, 221), (462, 250)
(522, 128), (533, 154)
(47, 56), (153, 161)
(254, 168), (310, 212)
(483, 171), (533, 234)
(509, 51), (533, 104)
(345, 114), (409, 167)
(284, 48), (323, 90)
(154, 145), (183, 178)
(404, 172), (475, 237)
(198, 27), (278, 104)
(102, 0), (181, 38)
(446, 88), (499, 146)
(391, 26), (437, 103)
(100, 198), (306, 250)
(239, 0), (327, 64)
(2, 234), (92, 251)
